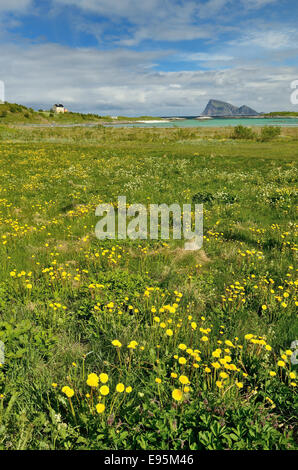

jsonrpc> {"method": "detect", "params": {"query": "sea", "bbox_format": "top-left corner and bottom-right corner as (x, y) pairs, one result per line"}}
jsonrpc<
(108, 117), (298, 128)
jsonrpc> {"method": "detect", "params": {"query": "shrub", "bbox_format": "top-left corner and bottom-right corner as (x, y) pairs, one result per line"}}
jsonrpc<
(232, 125), (256, 140)
(259, 126), (281, 142)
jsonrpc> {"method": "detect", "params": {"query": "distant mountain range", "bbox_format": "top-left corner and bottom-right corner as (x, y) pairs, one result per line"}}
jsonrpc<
(202, 99), (259, 117)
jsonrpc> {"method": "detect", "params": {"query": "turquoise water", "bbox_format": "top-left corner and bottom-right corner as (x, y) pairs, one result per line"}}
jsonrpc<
(108, 118), (298, 128)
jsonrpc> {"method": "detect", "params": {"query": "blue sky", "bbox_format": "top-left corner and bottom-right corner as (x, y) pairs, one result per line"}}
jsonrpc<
(0, 0), (297, 115)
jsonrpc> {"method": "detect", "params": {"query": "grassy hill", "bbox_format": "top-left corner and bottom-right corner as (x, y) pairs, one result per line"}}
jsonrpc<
(0, 102), (163, 124)
(263, 111), (298, 117)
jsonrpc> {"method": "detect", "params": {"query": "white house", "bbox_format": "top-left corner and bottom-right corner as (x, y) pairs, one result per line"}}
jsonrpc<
(51, 104), (67, 114)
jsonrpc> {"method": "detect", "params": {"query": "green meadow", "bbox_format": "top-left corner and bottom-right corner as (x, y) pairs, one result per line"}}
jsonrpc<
(0, 124), (297, 449)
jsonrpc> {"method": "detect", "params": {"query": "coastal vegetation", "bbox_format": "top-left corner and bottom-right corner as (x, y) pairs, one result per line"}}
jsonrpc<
(263, 112), (298, 118)
(0, 123), (297, 450)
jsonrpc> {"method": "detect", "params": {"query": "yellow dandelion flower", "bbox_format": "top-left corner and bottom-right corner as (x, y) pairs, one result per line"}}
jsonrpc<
(61, 386), (74, 398)
(99, 385), (109, 396)
(86, 373), (99, 387)
(172, 389), (183, 401)
(116, 383), (125, 393)
(219, 372), (229, 379)
(96, 403), (105, 414)
(99, 373), (109, 384)
(179, 375), (189, 385)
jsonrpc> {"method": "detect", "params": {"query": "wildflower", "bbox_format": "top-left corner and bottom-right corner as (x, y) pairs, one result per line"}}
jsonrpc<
(126, 386), (132, 393)
(99, 385), (109, 396)
(178, 357), (186, 365)
(211, 362), (221, 369)
(62, 386), (74, 398)
(244, 334), (254, 340)
(216, 381), (223, 389)
(128, 341), (138, 349)
(289, 372), (296, 379)
(212, 349), (221, 358)
(172, 389), (183, 401)
(87, 373), (99, 387)
(201, 336), (208, 342)
(116, 383), (125, 393)
(269, 371), (276, 377)
(219, 372), (229, 379)
(179, 375), (189, 385)
(277, 360), (285, 367)
(236, 382), (243, 389)
(155, 378), (162, 384)
(51, 383), (57, 388)
(99, 373), (109, 384)
(166, 329), (173, 336)
(171, 372), (178, 378)
(178, 344), (187, 350)
(112, 340), (122, 348)
(204, 367), (211, 373)
(96, 403), (105, 414)
(184, 386), (190, 393)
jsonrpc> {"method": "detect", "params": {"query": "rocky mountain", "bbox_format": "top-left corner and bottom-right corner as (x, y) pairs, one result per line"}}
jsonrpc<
(202, 99), (258, 116)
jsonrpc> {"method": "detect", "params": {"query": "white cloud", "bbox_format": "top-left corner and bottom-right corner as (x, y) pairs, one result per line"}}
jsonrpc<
(183, 52), (234, 62)
(0, 42), (297, 115)
(233, 30), (298, 50)
(0, 0), (32, 12)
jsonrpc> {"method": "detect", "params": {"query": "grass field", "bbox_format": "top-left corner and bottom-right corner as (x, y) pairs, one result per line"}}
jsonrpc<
(0, 125), (297, 450)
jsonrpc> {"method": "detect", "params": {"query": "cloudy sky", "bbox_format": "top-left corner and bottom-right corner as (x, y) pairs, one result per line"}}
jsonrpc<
(0, 0), (298, 115)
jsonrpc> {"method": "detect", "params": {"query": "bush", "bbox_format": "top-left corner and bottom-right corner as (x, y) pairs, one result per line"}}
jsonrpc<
(232, 125), (256, 140)
(259, 126), (281, 142)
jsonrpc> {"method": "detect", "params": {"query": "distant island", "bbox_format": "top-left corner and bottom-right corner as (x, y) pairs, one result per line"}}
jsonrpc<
(201, 99), (259, 117)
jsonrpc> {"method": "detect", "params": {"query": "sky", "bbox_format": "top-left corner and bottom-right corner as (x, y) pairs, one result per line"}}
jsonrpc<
(0, 0), (298, 115)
